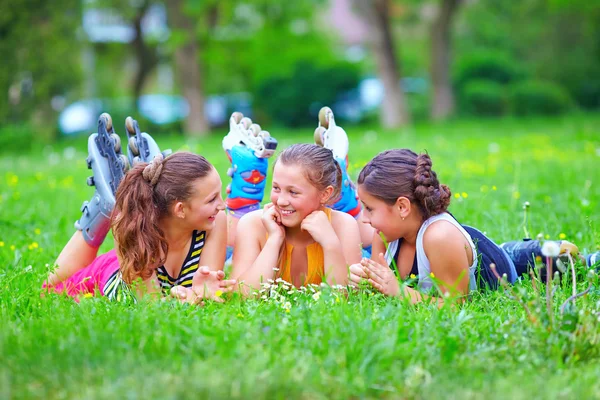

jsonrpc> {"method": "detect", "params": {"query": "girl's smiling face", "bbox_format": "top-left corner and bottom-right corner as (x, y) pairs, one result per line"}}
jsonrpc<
(270, 161), (325, 228)
(357, 184), (404, 242)
(182, 168), (225, 230)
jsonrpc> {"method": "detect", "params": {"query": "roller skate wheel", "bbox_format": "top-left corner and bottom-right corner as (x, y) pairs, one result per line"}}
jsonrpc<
(314, 126), (326, 146)
(128, 136), (139, 156)
(119, 154), (130, 172)
(260, 130), (271, 139)
(240, 117), (252, 130)
(86, 176), (95, 187)
(318, 107), (332, 129)
(133, 156), (141, 165)
(100, 113), (113, 131)
(125, 116), (136, 135)
(249, 124), (261, 137)
(231, 112), (244, 124)
(110, 133), (121, 153)
(86, 156), (92, 169)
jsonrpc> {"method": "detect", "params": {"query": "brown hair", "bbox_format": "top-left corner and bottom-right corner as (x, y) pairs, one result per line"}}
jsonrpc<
(111, 152), (213, 284)
(357, 149), (451, 219)
(275, 143), (342, 204)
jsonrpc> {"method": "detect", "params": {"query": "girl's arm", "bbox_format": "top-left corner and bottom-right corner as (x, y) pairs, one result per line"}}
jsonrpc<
(231, 211), (283, 293)
(327, 211), (362, 285)
(198, 210), (228, 271)
(422, 221), (471, 296)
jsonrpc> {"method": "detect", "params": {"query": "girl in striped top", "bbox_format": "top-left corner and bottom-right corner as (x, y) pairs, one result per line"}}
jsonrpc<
(45, 152), (235, 304)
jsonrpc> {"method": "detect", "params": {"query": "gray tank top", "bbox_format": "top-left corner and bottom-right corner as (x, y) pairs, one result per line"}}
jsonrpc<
(384, 212), (478, 292)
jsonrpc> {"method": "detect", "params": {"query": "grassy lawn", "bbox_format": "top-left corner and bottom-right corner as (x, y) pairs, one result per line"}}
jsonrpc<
(1, 114), (600, 399)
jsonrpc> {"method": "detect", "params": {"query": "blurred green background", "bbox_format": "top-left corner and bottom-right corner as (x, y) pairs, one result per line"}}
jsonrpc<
(2, 0), (599, 147)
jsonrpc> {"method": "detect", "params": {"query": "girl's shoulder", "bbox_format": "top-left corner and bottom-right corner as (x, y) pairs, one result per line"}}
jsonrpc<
(330, 209), (357, 229)
(422, 217), (470, 249)
(238, 209), (267, 236)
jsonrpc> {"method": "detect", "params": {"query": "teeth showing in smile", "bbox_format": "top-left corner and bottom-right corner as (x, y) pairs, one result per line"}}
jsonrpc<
(280, 210), (295, 215)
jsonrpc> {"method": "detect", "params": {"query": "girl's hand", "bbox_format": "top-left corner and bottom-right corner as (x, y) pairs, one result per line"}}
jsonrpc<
(192, 266), (236, 303)
(361, 253), (400, 296)
(300, 210), (337, 248)
(349, 263), (369, 287)
(261, 203), (285, 241)
(171, 266), (236, 304)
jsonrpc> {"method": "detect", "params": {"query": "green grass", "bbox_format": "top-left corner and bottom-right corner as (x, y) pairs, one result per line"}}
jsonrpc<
(1, 114), (600, 399)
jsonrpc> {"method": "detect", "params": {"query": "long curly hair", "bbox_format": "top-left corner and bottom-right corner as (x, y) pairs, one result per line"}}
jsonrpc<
(111, 152), (213, 284)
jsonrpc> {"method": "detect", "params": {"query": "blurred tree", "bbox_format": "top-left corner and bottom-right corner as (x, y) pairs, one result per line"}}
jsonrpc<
(430, 0), (461, 120)
(456, 0), (600, 110)
(0, 0), (82, 138)
(165, 0), (212, 136)
(350, 0), (411, 128)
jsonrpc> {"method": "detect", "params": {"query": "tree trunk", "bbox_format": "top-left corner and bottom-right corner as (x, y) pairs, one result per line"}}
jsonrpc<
(430, 0), (461, 121)
(351, 0), (410, 128)
(132, 2), (158, 112)
(166, 0), (209, 136)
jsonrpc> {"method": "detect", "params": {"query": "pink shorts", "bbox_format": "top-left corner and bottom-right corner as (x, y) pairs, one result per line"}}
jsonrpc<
(43, 249), (120, 298)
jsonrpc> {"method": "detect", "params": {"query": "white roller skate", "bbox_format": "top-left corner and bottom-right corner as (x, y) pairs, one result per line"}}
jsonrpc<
(125, 116), (171, 166)
(222, 112), (278, 159)
(314, 106), (349, 161)
(314, 106), (360, 217)
(75, 113), (129, 247)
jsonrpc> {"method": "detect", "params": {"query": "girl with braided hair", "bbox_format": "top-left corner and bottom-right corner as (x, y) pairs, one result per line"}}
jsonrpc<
(45, 152), (236, 304)
(349, 149), (519, 303)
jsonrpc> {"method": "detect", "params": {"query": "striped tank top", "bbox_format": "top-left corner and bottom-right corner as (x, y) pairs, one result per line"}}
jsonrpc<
(103, 230), (206, 302)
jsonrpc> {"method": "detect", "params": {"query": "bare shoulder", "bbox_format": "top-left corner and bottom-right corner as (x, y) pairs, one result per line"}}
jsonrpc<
(423, 219), (468, 249)
(237, 209), (267, 237)
(330, 209), (357, 230)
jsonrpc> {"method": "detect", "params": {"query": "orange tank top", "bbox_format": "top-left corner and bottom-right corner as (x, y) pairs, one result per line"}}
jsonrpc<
(276, 207), (332, 286)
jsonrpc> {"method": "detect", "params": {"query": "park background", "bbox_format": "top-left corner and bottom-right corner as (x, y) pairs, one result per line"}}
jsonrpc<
(1, 0), (600, 399)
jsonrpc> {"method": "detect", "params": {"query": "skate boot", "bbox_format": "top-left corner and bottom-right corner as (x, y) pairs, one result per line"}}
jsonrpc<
(75, 113), (129, 247)
(222, 112), (278, 218)
(315, 106), (361, 217)
(500, 239), (581, 278)
(125, 116), (171, 166)
(586, 251), (600, 268)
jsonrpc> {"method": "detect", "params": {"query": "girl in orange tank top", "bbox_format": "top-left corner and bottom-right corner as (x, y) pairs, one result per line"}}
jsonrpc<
(232, 144), (362, 291)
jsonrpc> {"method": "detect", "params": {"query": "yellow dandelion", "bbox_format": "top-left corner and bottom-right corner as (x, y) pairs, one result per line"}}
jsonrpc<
(335, 297), (340, 303)
(454, 193), (460, 199)
(410, 274), (416, 279)
(430, 272), (435, 278)
(8, 175), (18, 186)
(535, 256), (542, 262)
(83, 293), (93, 298)
(0, 241), (4, 247)
(237, 313), (244, 318)
(559, 233), (566, 240)
(461, 192), (468, 199)
(545, 234), (550, 240)
(31, 242), (38, 249)
(10, 245), (15, 251)
(285, 309), (290, 313)
(492, 186), (497, 191)
(28, 245), (33, 250)
(214, 290), (223, 298)
(34, 228), (41, 235)
(513, 191), (521, 200)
